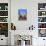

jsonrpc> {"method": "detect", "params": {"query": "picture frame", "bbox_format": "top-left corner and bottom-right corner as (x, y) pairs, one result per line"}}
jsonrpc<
(18, 9), (27, 20)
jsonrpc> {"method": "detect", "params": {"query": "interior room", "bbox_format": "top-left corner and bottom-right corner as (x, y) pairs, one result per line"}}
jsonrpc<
(0, 0), (46, 46)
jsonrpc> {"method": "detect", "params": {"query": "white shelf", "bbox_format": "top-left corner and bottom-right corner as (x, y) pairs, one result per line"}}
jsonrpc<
(0, 10), (8, 11)
(0, 16), (8, 17)
(38, 10), (46, 11)
(38, 22), (46, 23)
(38, 16), (46, 17)
(38, 28), (46, 29)
(0, 22), (8, 23)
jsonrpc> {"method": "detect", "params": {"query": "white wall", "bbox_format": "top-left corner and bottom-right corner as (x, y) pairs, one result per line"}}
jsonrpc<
(11, 0), (38, 30)
(11, 0), (38, 45)
(11, 0), (46, 46)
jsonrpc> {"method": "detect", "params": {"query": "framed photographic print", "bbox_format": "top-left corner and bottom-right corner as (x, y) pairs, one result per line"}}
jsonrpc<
(18, 9), (27, 20)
